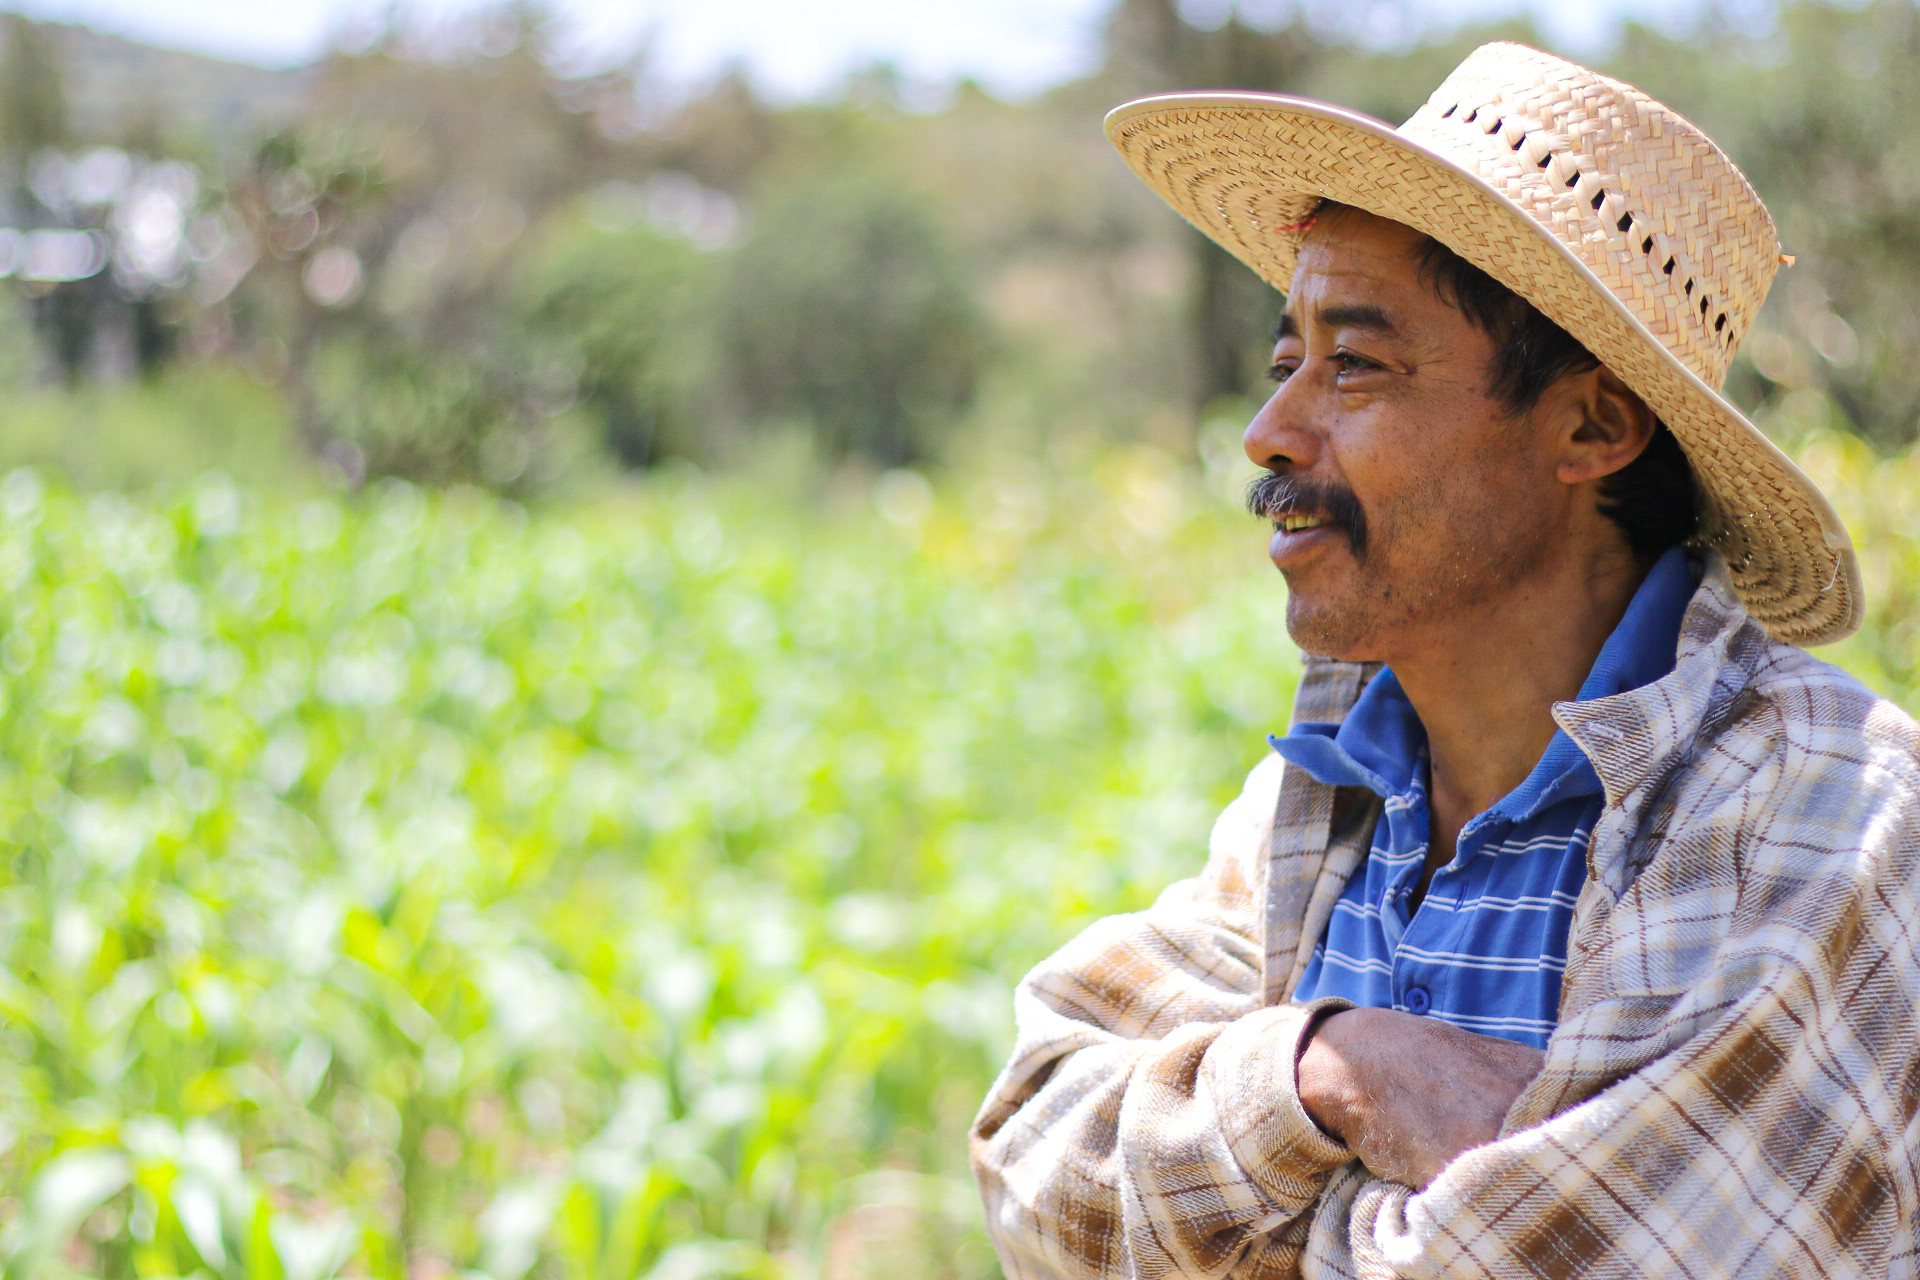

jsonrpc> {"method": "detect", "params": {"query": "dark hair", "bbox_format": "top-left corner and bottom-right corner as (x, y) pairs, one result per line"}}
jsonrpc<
(1306, 203), (1700, 560)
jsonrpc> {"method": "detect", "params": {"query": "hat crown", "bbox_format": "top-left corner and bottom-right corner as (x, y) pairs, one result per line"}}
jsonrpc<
(1400, 43), (1779, 392)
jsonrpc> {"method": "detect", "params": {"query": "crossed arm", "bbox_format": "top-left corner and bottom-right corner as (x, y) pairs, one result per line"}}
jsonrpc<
(1293, 1006), (1543, 1191)
(971, 753), (1909, 1278)
(967, 758), (1557, 1277)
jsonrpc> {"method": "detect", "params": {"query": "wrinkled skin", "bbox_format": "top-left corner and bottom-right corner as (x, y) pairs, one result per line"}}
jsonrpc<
(1297, 1007), (1546, 1189)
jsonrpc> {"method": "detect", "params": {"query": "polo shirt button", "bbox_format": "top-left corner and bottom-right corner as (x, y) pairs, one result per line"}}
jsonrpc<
(1405, 986), (1431, 1015)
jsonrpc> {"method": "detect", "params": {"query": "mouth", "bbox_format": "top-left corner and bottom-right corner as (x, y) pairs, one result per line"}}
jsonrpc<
(1246, 470), (1369, 561)
(1267, 510), (1349, 570)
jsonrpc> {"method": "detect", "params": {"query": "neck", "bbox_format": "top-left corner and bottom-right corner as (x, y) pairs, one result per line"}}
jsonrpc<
(1389, 545), (1647, 835)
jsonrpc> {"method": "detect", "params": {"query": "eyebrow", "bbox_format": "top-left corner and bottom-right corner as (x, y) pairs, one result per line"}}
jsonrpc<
(1318, 303), (1402, 336)
(1271, 303), (1403, 344)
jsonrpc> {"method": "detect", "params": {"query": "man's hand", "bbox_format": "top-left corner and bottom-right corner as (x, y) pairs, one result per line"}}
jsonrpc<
(1296, 1007), (1545, 1190)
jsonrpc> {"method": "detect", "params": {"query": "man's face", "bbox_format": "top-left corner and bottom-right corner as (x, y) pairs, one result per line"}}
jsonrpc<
(1245, 208), (1576, 661)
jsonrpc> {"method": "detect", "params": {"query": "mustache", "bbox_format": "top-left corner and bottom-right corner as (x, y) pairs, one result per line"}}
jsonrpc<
(1245, 471), (1370, 559)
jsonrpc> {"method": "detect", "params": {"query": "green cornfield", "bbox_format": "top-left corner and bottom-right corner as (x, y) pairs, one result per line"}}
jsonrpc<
(1, 418), (1915, 1280)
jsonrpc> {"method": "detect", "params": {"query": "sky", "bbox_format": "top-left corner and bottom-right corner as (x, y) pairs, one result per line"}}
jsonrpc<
(4, 0), (1708, 99)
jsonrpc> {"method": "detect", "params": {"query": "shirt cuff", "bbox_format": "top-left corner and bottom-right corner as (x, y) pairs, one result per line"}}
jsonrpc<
(1203, 998), (1356, 1207)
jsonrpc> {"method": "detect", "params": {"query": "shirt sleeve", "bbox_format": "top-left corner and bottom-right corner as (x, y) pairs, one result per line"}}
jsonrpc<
(1304, 714), (1918, 1280)
(970, 753), (1358, 1280)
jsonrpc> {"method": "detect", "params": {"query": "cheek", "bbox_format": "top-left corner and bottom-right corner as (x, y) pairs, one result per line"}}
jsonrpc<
(1342, 409), (1555, 553)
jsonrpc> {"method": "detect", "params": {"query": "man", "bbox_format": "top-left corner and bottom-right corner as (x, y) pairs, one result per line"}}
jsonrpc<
(971, 42), (1920, 1280)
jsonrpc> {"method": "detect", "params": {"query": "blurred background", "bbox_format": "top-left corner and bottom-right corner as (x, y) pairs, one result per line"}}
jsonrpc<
(0, 0), (1915, 1277)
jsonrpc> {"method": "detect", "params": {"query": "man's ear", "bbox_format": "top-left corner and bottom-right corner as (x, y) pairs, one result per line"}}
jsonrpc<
(1553, 365), (1657, 486)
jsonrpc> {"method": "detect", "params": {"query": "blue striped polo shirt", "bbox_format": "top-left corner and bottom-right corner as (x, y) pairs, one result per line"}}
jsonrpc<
(1275, 546), (1698, 1048)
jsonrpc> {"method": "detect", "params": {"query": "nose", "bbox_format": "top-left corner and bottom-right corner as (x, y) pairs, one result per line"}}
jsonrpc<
(1242, 370), (1325, 475)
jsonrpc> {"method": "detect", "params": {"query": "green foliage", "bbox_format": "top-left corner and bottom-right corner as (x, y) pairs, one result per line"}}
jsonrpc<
(0, 13), (1918, 1280)
(715, 168), (990, 465)
(0, 365), (310, 492)
(512, 218), (709, 469)
(206, 18), (646, 491)
(1769, 398), (1920, 703)
(304, 334), (600, 494)
(0, 446), (1299, 1278)
(0, 406), (1914, 1276)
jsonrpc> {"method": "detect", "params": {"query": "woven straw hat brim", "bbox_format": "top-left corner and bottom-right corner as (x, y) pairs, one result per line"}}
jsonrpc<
(1106, 91), (1863, 647)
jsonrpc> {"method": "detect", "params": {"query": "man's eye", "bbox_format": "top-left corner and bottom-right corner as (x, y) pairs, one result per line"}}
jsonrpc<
(1333, 352), (1375, 374)
(1266, 361), (1297, 384)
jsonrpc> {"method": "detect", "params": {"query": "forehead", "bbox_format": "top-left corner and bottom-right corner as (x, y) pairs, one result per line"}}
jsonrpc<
(1281, 208), (1446, 326)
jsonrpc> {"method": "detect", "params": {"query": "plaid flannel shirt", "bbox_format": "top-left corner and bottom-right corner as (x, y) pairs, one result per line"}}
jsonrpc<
(971, 556), (1920, 1279)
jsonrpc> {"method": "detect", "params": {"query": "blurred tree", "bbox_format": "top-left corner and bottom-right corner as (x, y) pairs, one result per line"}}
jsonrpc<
(655, 67), (785, 193)
(0, 292), (37, 388)
(0, 19), (236, 387)
(1, 15), (67, 384)
(1100, 0), (1328, 409)
(307, 5), (630, 214)
(715, 165), (989, 465)
(26, 0), (1920, 485)
(514, 215), (708, 467)
(220, 129), (386, 461)
(214, 2), (656, 487)
(0, 14), (68, 158)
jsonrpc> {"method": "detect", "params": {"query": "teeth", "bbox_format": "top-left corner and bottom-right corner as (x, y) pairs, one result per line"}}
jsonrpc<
(1280, 515), (1330, 532)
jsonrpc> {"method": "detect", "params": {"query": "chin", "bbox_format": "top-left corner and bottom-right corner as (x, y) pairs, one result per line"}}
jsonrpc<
(1283, 592), (1386, 662)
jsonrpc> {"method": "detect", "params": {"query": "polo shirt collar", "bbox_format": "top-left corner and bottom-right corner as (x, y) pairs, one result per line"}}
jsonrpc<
(1270, 545), (1699, 818)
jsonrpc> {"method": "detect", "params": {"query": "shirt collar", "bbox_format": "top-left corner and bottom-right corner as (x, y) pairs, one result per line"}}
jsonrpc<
(1553, 551), (1765, 815)
(1270, 545), (1700, 818)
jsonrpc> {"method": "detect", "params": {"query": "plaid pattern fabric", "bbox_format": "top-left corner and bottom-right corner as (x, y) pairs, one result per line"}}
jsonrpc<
(971, 556), (1920, 1279)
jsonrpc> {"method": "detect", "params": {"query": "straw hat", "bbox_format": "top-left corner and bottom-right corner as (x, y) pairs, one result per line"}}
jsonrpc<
(1106, 42), (1862, 647)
